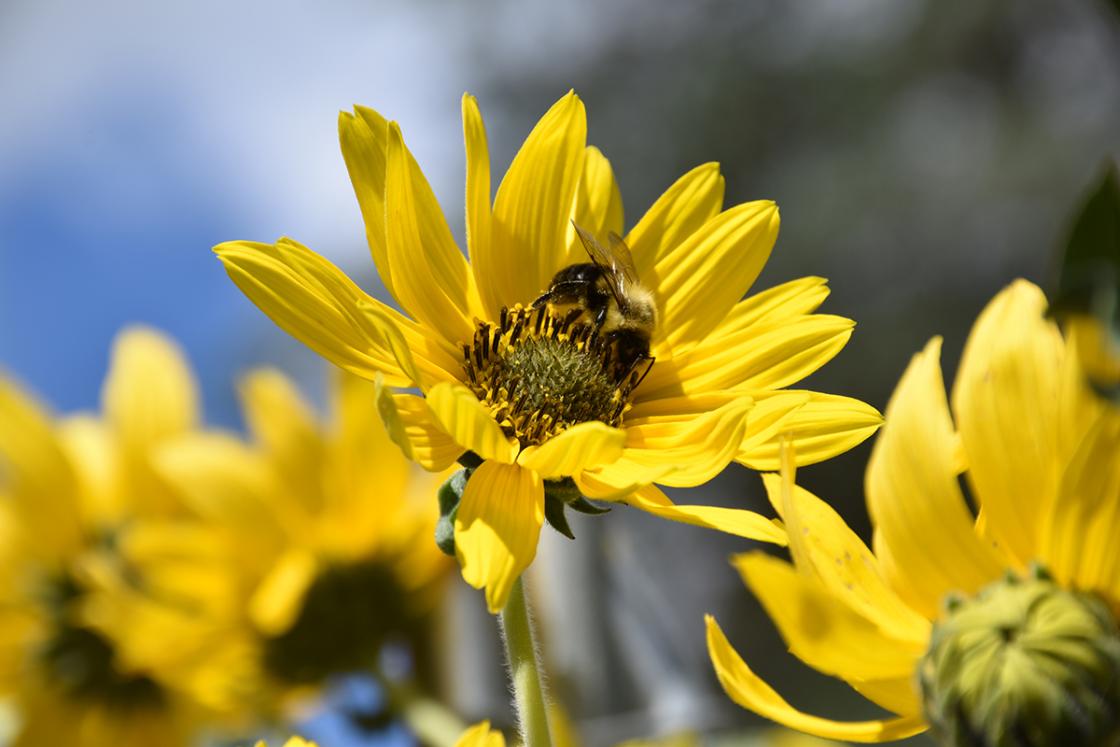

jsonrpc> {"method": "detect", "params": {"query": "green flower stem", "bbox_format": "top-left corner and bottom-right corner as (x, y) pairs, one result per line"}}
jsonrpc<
(499, 577), (552, 747)
(381, 676), (466, 747)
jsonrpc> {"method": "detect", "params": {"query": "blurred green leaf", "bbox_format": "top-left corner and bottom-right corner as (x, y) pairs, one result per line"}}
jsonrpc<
(1050, 160), (1120, 400)
(1050, 160), (1120, 318)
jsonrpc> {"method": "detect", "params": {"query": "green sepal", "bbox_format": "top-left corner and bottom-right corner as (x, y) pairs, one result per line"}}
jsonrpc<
(543, 477), (583, 504)
(541, 477), (610, 514)
(567, 495), (611, 515)
(543, 494), (576, 540)
(435, 469), (470, 556)
(457, 451), (484, 470)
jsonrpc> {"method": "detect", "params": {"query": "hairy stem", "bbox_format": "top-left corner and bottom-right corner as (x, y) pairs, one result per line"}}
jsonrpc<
(499, 577), (552, 747)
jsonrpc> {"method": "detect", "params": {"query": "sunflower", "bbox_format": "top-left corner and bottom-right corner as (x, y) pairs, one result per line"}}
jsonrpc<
(706, 280), (1120, 744)
(82, 367), (453, 724)
(456, 718), (839, 747)
(216, 91), (881, 612)
(0, 328), (210, 746)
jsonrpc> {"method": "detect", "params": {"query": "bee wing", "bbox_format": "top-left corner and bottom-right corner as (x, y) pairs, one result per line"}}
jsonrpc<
(572, 221), (628, 308)
(606, 232), (640, 289)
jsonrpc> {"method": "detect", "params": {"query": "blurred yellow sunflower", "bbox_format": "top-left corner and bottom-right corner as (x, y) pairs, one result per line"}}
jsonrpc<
(0, 328), (208, 746)
(255, 738), (317, 747)
(456, 718), (839, 747)
(216, 91), (881, 612)
(707, 280), (1120, 744)
(83, 367), (452, 722)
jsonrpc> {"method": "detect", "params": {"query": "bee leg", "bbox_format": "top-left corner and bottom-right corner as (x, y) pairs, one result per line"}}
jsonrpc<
(593, 304), (609, 328)
(632, 356), (656, 389)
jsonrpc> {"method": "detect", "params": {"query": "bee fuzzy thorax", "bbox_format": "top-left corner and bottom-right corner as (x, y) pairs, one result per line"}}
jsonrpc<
(460, 305), (649, 447)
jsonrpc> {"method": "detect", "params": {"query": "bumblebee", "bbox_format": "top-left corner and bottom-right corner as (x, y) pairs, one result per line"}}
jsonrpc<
(533, 223), (657, 378)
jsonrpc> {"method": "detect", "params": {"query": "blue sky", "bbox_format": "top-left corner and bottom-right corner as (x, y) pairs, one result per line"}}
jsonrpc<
(0, 0), (503, 426)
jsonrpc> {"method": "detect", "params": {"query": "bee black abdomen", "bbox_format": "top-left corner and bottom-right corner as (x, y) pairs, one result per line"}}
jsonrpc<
(551, 263), (603, 285)
(535, 263), (613, 322)
(536, 264), (604, 305)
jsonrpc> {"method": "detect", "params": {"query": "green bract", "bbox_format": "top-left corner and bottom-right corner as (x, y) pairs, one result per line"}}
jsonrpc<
(920, 570), (1120, 747)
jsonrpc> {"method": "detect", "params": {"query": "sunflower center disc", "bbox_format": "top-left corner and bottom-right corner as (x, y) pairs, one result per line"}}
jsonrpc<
(262, 559), (416, 686)
(461, 305), (647, 447)
(39, 574), (166, 710)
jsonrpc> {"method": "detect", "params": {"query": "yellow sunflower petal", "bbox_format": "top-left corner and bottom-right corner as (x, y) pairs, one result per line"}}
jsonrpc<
(0, 377), (68, 498)
(626, 390), (741, 422)
(1042, 413), (1120, 601)
(628, 162), (724, 280)
(867, 337), (1006, 619)
(426, 382), (517, 464)
(852, 676), (924, 720)
(655, 201), (780, 352)
(57, 416), (122, 526)
(327, 370), (421, 545)
(151, 433), (279, 528)
(116, 520), (234, 606)
(0, 377), (82, 557)
(248, 548), (319, 636)
(455, 721), (505, 747)
(384, 121), (479, 344)
(711, 277), (831, 338)
(239, 368), (319, 459)
(739, 392), (882, 471)
(620, 484), (786, 544)
(759, 474), (929, 644)
(735, 390), (811, 455)
(621, 396), (753, 487)
(463, 94), (497, 318)
(455, 461), (544, 613)
(375, 381), (463, 471)
(706, 616), (928, 742)
(102, 326), (199, 452)
(517, 421), (626, 479)
(238, 369), (323, 506)
(490, 91), (587, 308)
(735, 552), (923, 680)
(951, 279), (1064, 566)
(214, 238), (425, 387)
(1057, 332), (1107, 462)
(575, 458), (676, 498)
(566, 145), (624, 254)
(339, 105), (395, 297)
(640, 314), (853, 399)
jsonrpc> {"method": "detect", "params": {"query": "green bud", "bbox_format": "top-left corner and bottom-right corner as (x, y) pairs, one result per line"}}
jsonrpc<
(919, 571), (1120, 747)
(435, 469), (469, 556)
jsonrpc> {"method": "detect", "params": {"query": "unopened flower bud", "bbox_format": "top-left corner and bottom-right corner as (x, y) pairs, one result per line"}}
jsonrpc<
(919, 570), (1120, 747)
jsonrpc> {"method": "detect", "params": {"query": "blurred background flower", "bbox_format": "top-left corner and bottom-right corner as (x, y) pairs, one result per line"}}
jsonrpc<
(2, 0), (1120, 745)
